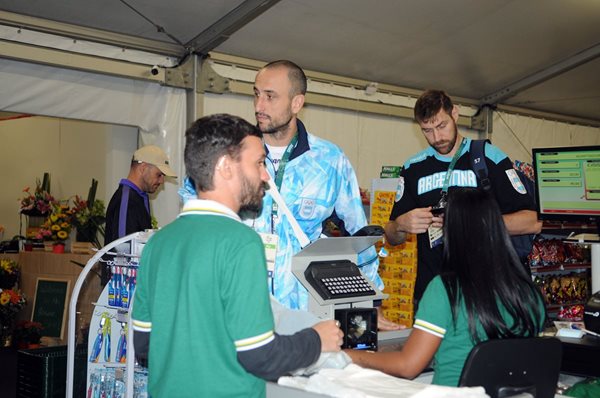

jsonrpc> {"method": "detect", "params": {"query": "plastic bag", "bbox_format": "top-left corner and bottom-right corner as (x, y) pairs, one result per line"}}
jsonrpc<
(270, 296), (351, 375)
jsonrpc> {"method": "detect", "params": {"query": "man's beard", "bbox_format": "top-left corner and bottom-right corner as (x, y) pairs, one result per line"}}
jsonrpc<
(432, 122), (458, 155)
(238, 174), (266, 216)
(257, 112), (294, 135)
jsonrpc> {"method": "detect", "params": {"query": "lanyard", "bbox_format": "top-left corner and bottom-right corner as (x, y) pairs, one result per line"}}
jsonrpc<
(440, 137), (467, 200)
(273, 134), (298, 191)
(270, 134), (298, 227)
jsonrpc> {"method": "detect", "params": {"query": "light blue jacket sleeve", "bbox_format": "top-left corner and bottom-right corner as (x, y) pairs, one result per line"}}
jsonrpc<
(333, 153), (383, 290)
(178, 176), (197, 204)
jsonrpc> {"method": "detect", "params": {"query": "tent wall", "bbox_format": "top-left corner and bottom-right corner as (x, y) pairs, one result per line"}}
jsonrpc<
(0, 116), (137, 239)
(492, 111), (600, 163)
(0, 58), (187, 237)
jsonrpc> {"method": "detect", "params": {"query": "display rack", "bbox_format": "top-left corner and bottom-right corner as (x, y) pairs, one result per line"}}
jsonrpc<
(66, 231), (153, 398)
(530, 221), (598, 320)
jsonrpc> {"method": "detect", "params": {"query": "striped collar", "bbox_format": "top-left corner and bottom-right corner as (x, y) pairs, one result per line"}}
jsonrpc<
(179, 199), (241, 222)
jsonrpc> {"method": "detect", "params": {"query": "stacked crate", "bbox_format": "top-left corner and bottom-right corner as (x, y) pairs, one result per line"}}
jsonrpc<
(370, 189), (417, 328)
(377, 237), (417, 327)
(370, 191), (395, 227)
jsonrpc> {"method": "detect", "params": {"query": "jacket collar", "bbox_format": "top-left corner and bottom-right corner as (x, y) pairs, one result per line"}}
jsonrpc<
(290, 119), (310, 161)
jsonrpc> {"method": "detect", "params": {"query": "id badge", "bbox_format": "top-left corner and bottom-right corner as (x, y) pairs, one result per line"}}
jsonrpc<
(428, 225), (444, 248)
(259, 233), (279, 276)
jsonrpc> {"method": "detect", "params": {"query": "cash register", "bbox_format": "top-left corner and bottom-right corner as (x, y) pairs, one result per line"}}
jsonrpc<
(292, 233), (387, 351)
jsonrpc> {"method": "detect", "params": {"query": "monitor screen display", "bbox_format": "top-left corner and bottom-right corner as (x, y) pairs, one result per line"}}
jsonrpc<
(532, 145), (600, 222)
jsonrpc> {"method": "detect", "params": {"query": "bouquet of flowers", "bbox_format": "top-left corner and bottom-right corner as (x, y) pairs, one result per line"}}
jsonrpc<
(0, 289), (26, 315)
(13, 320), (43, 346)
(19, 173), (56, 216)
(37, 203), (72, 242)
(0, 288), (26, 346)
(0, 258), (20, 289)
(70, 179), (106, 248)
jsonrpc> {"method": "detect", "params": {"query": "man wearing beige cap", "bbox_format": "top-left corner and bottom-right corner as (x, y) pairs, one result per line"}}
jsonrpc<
(104, 145), (177, 247)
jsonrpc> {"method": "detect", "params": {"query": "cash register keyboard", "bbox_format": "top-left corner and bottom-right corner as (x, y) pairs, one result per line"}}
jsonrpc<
(304, 260), (376, 300)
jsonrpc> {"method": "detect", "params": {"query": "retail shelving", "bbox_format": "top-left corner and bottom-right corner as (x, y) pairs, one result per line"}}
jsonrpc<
(66, 231), (153, 398)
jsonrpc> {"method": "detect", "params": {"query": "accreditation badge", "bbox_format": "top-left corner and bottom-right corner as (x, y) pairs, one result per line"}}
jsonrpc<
(259, 233), (279, 276)
(428, 225), (444, 248)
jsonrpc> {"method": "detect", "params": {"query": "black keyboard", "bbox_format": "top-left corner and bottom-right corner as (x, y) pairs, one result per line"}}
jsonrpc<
(304, 260), (376, 300)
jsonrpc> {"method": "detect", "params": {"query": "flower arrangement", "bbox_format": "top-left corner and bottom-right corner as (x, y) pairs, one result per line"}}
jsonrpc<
(0, 258), (19, 278)
(0, 288), (26, 322)
(19, 173), (56, 216)
(13, 320), (43, 346)
(70, 179), (106, 248)
(0, 288), (26, 346)
(37, 203), (72, 242)
(0, 258), (20, 289)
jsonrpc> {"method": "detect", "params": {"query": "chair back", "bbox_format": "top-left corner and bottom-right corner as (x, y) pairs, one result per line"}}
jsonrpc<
(458, 337), (562, 398)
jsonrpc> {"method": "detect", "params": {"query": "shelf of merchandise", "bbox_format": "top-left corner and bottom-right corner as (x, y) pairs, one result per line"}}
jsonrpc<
(530, 221), (596, 322)
(540, 220), (598, 234)
(66, 231), (153, 398)
(546, 302), (587, 311)
(530, 263), (591, 274)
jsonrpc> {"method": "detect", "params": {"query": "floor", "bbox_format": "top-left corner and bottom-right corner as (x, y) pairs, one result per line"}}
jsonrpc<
(0, 347), (17, 398)
(0, 345), (86, 398)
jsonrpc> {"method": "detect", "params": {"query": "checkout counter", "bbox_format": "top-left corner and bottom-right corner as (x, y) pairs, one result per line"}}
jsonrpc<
(267, 329), (414, 398)
(558, 291), (600, 377)
(266, 235), (428, 397)
(559, 335), (600, 378)
(266, 234), (600, 397)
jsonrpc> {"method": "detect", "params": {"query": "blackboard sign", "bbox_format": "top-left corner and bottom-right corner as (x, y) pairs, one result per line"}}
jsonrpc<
(31, 278), (70, 339)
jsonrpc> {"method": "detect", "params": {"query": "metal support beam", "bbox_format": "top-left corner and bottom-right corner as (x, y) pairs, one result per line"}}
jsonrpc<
(0, 10), (184, 57)
(0, 39), (196, 89)
(185, 0), (281, 54)
(186, 55), (203, 127)
(471, 105), (494, 135)
(0, 39), (164, 83)
(480, 42), (600, 104)
(227, 80), (474, 128)
(165, 55), (194, 89)
(197, 58), (230, 93)
(497, 104), (600, 128)
(210, 52), (480, 107)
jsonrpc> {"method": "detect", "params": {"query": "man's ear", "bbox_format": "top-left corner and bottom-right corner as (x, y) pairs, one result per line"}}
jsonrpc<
(215, 155), (233, 180)
(451, 105), (460, 123)
(136, 162), (148, 176)
(291, 94), (305, 114)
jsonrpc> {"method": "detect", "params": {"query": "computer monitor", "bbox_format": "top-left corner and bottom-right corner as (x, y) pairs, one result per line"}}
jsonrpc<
(532, 145), (600, 227)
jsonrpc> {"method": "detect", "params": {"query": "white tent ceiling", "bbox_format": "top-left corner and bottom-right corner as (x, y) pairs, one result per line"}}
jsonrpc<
(0, 0), (599, 124)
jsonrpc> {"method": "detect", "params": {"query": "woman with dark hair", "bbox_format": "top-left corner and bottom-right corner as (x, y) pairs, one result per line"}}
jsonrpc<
(345, 188), (546, 386)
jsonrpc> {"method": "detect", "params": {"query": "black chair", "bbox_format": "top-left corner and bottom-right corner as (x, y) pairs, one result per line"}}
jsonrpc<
(458, 337), (562, 398)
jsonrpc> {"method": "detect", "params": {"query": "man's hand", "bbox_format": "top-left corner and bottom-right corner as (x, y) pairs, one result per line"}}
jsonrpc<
(376, 307), (405, 331)
(395, 207), (438, 234)
(312, 320), (344, 352)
